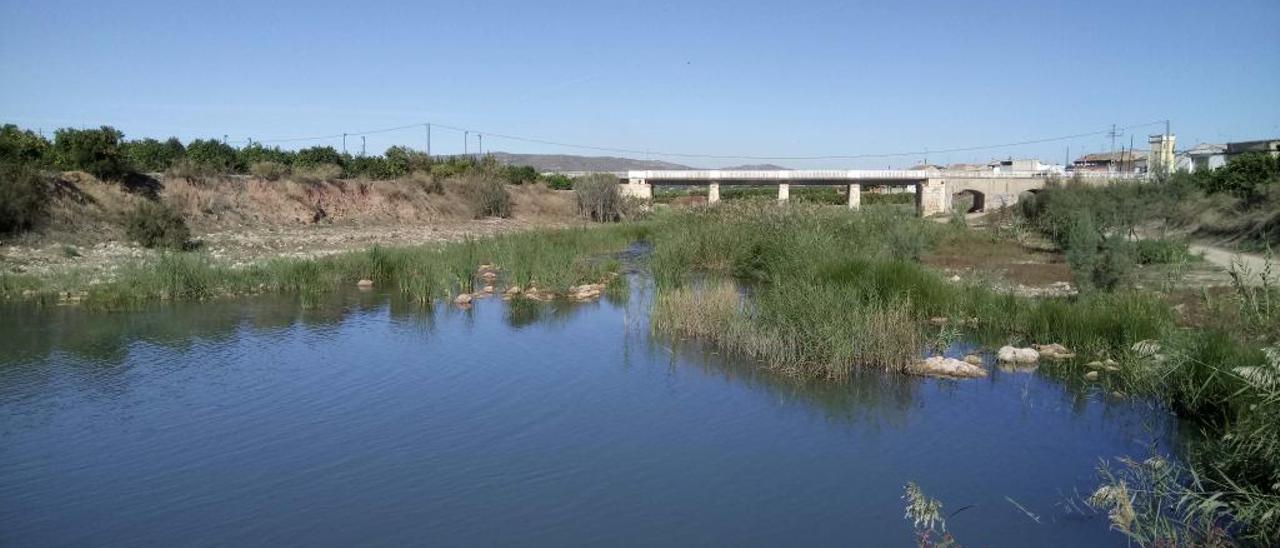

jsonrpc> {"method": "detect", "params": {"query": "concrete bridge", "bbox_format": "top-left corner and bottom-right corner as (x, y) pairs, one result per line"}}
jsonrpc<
(614, 169), (1144, 216)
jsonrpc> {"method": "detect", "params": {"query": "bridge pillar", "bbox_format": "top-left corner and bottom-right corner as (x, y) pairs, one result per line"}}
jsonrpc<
(916, 179), (948, 217)
(708, 182), (720, 204)
(778, 183), (790, 202)
(846, 183), (861, 209)
(621, 178), (653, 200)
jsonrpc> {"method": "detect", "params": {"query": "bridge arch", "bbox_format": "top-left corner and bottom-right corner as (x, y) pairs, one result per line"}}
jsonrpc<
(952, 189), (986, 213)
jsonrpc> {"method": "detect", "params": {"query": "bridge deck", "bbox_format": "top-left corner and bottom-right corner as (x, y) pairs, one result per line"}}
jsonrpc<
(625, 169), (1139, 184)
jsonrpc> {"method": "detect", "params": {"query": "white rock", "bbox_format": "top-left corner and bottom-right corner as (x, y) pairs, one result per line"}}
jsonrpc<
(908, 356), (987, 379)
(997, 345), (1039, 364)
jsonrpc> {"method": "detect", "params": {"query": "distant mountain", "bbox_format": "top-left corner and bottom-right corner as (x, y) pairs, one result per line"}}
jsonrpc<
(719, 163), (789, 170)
(488, 152), (693, 172)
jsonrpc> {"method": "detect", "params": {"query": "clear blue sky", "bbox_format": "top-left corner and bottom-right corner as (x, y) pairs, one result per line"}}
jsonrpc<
(2, 0), (1277, 168)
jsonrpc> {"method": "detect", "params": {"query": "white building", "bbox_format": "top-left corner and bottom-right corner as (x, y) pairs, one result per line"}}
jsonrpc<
(987, 158), (1065, 174)
(1176, 143), (1227, 173)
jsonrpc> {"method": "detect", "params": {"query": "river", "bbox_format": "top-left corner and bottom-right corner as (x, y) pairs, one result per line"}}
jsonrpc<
(1, 273), (1181, 546)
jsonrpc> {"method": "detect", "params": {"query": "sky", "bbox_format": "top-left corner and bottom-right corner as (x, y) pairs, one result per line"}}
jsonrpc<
(2, 0), (1278, 168)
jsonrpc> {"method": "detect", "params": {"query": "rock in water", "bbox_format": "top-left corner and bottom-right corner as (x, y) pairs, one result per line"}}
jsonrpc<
(908, 356), (988, 379)
(356, 279), (374, 289)
(1034, 343), (1076, 361)
(997, 345), (1039, 364)
(963, 354), (983, 365)
(453, 293), (473, 306)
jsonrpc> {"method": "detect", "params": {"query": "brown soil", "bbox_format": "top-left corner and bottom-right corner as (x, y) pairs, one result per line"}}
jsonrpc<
(1, 173), (580, 278)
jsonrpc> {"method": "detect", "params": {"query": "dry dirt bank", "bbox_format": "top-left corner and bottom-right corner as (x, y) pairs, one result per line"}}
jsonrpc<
(1, 173), (580, 278)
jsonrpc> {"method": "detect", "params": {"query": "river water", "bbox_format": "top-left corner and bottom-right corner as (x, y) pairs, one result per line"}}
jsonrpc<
(1, 275), (1180, 546)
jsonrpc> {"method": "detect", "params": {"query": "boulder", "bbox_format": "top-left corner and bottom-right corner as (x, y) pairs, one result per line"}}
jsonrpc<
(482, 285), (495, 293)
(963, 354), (983, 365)
(928, 317), (949, 327)
(453, 293), (473, 306)
(1084, 371), (1100, 381)
(568, 283), (606, 301)
(1034, 343), (1076, 361)
(997, 345), (1039, 364)
(356, 279), (374, 289)
(908, 356), (987, 379)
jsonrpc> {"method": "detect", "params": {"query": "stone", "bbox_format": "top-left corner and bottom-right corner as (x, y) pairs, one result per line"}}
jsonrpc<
(1131, 340), (1161, 357)
(1086, 360), (1121, 372)
(997, 345), (1039, 364)
(482, 285), (494, 293)
(908, 356), (987, 379)
(1084, 371), (1100, 381)
(356, 279), (374, 289)
(1034, 343), (1076, 361)
(504, 286), (522, 296)
(568, 283), (606, 301)
(453, 293), (473, 306)
(928, 317), (948, 327)
(963, 354), (983, 365)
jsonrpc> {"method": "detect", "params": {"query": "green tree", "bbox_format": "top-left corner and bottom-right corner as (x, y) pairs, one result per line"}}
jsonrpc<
(1205, 152), (1280, 206)
(0, 124), (51, 167)
(294, 146), (344, 168)
(237, 142), (294, 166)
(122, 137), (185, 172)
(52, 126), (128, 179)
(184, 139), (242, 173)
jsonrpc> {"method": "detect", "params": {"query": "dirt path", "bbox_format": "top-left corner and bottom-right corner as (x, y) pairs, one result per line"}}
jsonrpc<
(1188, 243), (1274, 285)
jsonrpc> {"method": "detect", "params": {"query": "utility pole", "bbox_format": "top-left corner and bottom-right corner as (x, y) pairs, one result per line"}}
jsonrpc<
(1128, 134), (1135, 173)
(1065, 146), (1070, 168)
(477, 133), (483, 158)
(425, 123), (432, 157)
(222, 134), (228, 145)
(464, 131), (469, 157)
(342, 133), (348, 154)
(361, 136), (366, 157)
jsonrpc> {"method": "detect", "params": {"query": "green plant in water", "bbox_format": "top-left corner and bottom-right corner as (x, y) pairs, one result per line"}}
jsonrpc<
(903, 482), (958, 547)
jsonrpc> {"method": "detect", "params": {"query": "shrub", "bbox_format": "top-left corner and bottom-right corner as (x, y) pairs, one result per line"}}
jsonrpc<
(294, 146), (344, 168)
(543, 173), (573, 190)
(237, 143), (293, 167)
(455, 172), (511, 218)
(0, 124), (51, 167)
(430, 162), (468, 179)
(343, 155), (402, 180)
(1204, 152), (1280, 207)
(249, 161), (290, 181)
(384, 146), (432, 174)
(0, 162), (50, 233)
(122, 137), (185, 173)
(124, 200), (191, 249)
(166, 158), (222, 183)
(574, 173), (632, 222)
(291, 163), (342, 184)
(52, 126), (128, 180)
(405, 171), (444, 195)
(1134, 238), (1192, 265)
(184, 139), (241, 173)
(501, 165), (539, 185)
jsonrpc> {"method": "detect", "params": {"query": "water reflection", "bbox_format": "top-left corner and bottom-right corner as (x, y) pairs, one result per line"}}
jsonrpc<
(0, 274), (1181, 547)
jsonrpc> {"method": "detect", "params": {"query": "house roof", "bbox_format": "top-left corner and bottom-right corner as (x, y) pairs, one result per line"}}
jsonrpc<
(1075, 151), (1148, 163)
(1185, 143), (1226, 155)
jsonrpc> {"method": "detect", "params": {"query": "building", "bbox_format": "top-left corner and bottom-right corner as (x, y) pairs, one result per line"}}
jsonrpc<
(987, 158), (1065, 174)
(1176, 143), (1226, 172)
(1148, 134), (1177, 175)
(1226, 139), (1280, 159)
(1071, 150), (1147, 173)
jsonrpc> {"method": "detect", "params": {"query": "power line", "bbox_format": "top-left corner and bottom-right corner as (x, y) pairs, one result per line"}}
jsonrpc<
(228, 119), (1170, 161)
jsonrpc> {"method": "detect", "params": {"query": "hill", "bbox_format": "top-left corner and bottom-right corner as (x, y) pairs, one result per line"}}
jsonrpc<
(488, 152), (694, 172)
